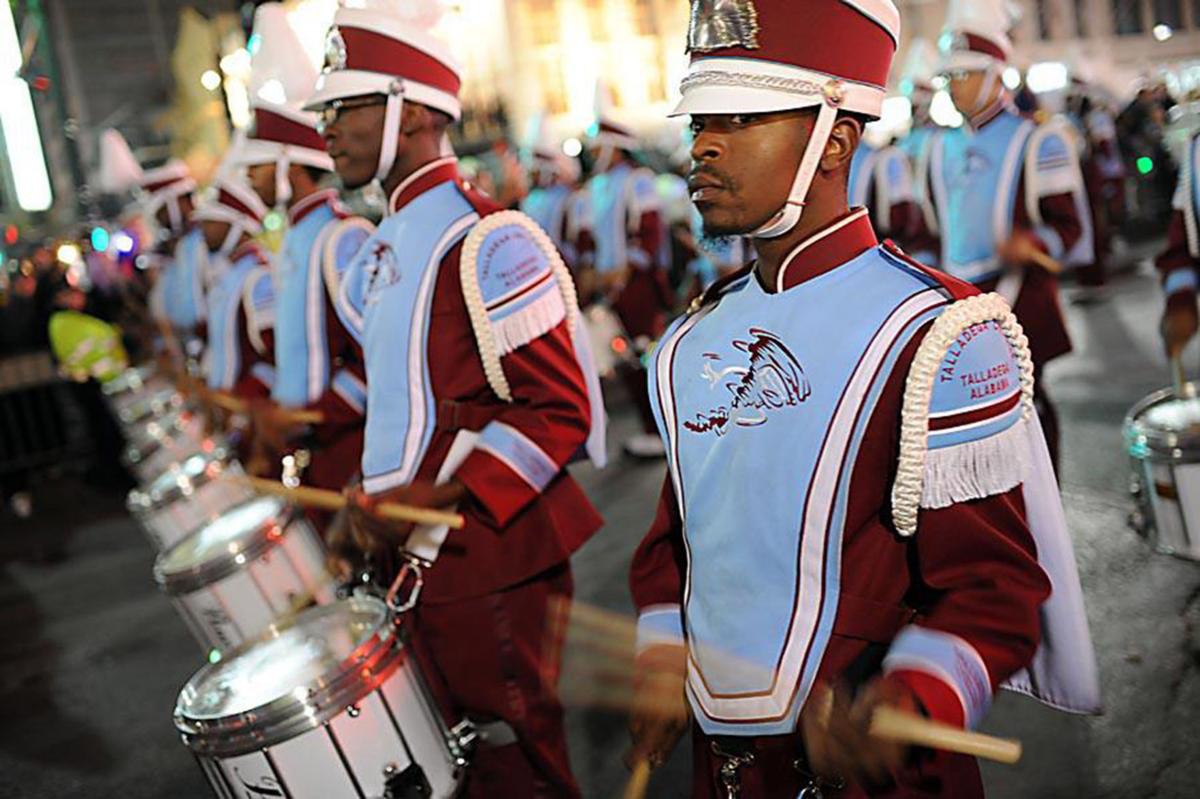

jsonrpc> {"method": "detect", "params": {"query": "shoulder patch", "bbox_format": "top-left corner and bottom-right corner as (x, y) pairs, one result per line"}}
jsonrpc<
(321, 216), (375, 297)
(1025, 122), (1083, 210)
(892, 293), (1035, 536)
(242, 266), (276, 356)
(460, 210), (579, 402)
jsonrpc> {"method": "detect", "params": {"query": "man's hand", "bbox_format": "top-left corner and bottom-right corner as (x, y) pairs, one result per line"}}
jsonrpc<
(1162, 297), (1199, 359)
(343, 480), (467, 558)
(996, 231), (1042, 268)
(800, 679), (918, 791)
(626, 643), (691, 772)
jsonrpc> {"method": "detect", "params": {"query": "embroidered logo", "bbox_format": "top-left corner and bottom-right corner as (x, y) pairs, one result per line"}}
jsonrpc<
(684, 327), (810, 435)
(687, 0), (761, 53)
(324, 27), (348, 72)
(363, 241), (401, 305)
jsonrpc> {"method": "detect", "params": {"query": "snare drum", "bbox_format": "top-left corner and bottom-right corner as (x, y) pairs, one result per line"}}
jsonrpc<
(127, 449), (255, 552)
(174, 596), (468, 799)
(117, 386), (183, 429)
(1125, 384), (1200, 561)
(155, 495), (335, 654)
(124, 408), (209, 484)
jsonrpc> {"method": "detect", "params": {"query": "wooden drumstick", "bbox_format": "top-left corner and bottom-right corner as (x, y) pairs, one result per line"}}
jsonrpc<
(623, 760), (652, 799)
(870, 706), (1022, 765)
(1027, 248), (1063, 276)
(1170, 355), (1193, 399)
(240, 476), (465, 529)
(210, 392), (325, 425)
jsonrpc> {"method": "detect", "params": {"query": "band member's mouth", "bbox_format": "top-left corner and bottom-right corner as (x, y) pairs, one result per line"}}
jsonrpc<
(689, 176), (727, 202)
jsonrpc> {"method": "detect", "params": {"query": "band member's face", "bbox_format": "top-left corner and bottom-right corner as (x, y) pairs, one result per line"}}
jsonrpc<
(321, 96), (387, 190)
(687, 110), (812, 237)
(201, 219), (231, 252)
(949, 70), (987, 116)
(248, 163), (277, 207)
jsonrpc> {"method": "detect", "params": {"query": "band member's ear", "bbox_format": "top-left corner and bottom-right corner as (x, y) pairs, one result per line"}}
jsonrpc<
(820, 115), (863, 173)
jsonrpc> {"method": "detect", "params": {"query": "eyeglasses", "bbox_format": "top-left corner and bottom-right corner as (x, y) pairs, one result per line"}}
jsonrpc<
(316, 95), (387, 133)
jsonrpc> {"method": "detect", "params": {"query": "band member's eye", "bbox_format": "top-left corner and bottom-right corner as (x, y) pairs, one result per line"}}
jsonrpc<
(689, 118), (706, 136)
(729, 113), (759, 126)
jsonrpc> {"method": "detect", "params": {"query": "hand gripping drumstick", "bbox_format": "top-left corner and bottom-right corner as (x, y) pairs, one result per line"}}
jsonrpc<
(623, 760), (652, 799)
(557, 602), (1022, 771)
(240, 476), (465, 529)
(1027, 248), (1063, 276)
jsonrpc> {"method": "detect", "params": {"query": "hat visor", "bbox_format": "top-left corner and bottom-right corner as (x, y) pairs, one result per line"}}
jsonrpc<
(235, 140), (334, 172)
(302, 70), (394, 112)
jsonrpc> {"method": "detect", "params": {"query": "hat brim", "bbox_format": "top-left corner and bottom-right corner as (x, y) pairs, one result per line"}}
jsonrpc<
(303, 69), (462, 120)
(670, 58), (884, 118)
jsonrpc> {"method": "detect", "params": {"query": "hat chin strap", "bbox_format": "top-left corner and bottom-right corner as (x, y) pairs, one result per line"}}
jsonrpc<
(275, 154), (293, 209)
(752, 98), (840, 240)
(218, 222), (245, 259)
(376, 83), (406, 184)
(166, 196), (184, 233)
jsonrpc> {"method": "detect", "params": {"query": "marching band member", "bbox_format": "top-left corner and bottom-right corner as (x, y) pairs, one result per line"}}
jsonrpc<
(627, 2), (1099, 796)
(192, 172), (276, 404)
(142, 159), (207, 360)
(238, 3), (373, 493)
(578, 85), (673, 458)
(895, 38), (942, 265)
(305, 3), (605, 795)
(1157, 129), (1200, 358)
(521, 115), (583, 267)
(929, 0), (1089, 467)
(847, 134), (922, 251)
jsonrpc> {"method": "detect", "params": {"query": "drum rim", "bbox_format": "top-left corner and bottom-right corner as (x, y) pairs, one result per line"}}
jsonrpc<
(123, 411), (209, 468)
(102, 364), (159, 396)
(173, 596), (406, 757)
(127, 448), (239, 514)
(1124, 383), (1200, 461)
(153, 495), (303, 594)
(117, 387), (183, 425)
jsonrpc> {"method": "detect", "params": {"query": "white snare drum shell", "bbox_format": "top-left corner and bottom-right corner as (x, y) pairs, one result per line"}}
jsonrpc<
(176, 597), (465, 799)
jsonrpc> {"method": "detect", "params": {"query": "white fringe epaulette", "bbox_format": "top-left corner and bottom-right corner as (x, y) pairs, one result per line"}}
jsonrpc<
(460, 210), (581, 403)
(891, 292), (1036, 537)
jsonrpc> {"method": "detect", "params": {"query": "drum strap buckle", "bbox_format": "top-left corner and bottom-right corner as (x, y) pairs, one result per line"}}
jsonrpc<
(386, 552), (430, 614)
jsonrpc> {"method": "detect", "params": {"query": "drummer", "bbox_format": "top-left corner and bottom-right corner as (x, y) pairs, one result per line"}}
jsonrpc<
(237, 4), (373, 495)
(626, 1), (1099, 795)
(1157, 129), (1200, 358)
(191, 173), (276, 409)
(306, 3), (605, 796)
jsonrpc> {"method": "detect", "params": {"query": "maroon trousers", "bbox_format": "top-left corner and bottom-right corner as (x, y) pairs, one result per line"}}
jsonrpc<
(409, 563), (579, 798)
(691, 727), (984, 798)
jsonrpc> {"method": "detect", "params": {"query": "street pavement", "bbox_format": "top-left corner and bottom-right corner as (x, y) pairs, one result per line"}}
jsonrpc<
(1, 256), (1198, 798)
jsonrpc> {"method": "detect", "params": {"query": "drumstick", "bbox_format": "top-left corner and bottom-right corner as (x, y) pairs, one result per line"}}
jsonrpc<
(1027, 248), (1063, 276)
(1170, 355), (1192, 399)
(870, 706), (1022, 765)
(241, 476), (465, 529)
(623, 760), (652, 799)
(209, 392), (325, 424)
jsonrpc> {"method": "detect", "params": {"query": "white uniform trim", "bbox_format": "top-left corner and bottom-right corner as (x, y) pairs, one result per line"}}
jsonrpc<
(891, 293), (1035, 537)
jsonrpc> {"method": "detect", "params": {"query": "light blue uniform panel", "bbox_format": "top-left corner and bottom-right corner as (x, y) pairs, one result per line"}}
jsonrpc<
(590, 163), (658, 273)
(848, 142), (878, 209)
(520, 185), (573, 250)
(936, 111), (1034, 284)
(165, 228), (207, 330)
(272, 204), (338, 407)
(205, 253), (259, 391)
(352, 182), (476, 489)
(649, 250), (948, 735)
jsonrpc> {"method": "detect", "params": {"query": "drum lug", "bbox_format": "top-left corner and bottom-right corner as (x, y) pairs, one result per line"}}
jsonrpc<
(446, 719), (478, 768)
(382, 761), (433, 799)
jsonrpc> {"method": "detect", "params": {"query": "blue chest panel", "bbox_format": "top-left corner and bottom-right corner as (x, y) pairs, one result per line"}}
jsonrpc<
(352, 182), (477, 489)
(520, 185), (572, 247)
(897, 127), (931, 163)
(650, 250), (947, 734)
(937, 112), (1034, 283)
(165, 229), (207, 329)
(272, 204), (338, 407)
(205, 254), (258, 390)
(848, 143), (878, 209)
(590, 164), (635, 273)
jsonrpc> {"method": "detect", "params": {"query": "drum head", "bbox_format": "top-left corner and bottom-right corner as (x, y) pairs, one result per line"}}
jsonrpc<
(1127, 385), (1200, 459)
(174, 596), (401, 755)
(157, 495), (285, 582)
